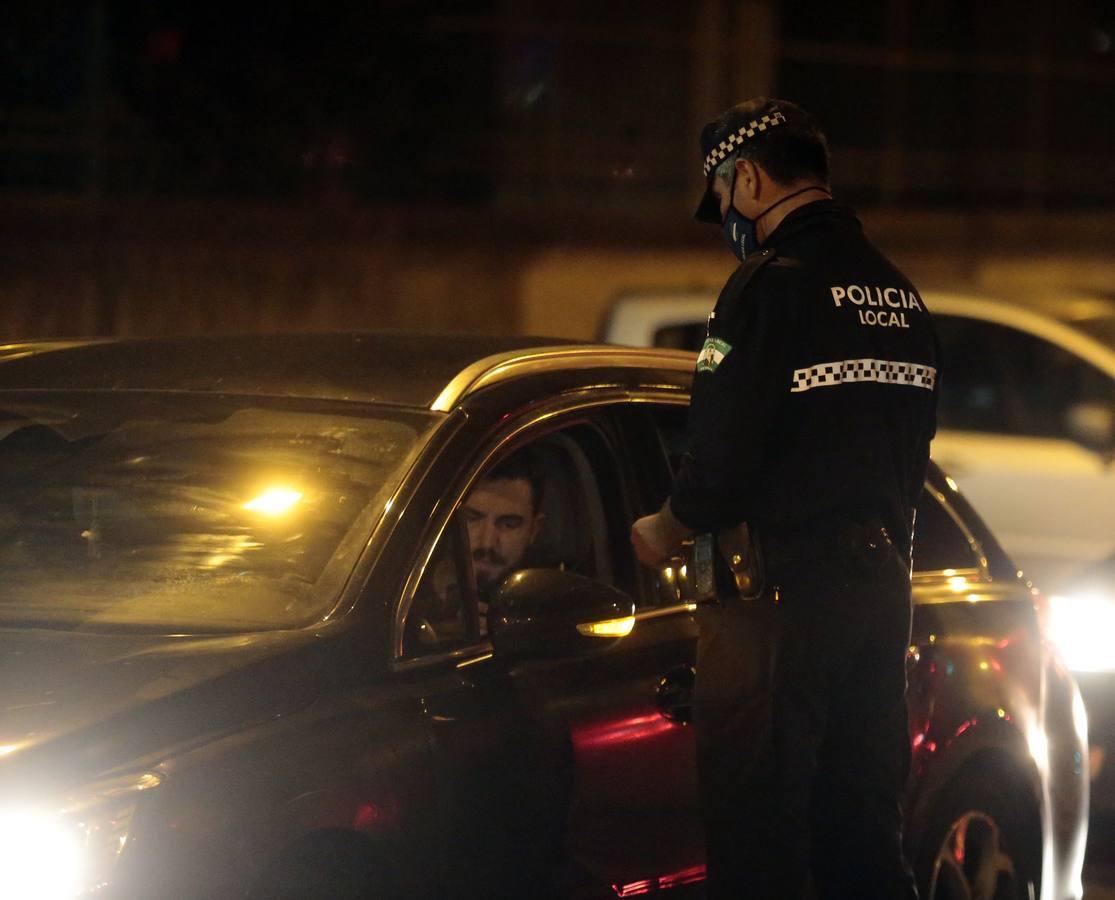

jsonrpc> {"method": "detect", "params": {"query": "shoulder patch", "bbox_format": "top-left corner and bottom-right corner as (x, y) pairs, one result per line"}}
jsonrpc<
(696, 336), (732, 373)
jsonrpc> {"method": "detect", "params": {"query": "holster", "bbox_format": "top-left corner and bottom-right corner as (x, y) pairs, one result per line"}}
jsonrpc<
(716, 522), (765, 600)
(840, 519), (894, 574)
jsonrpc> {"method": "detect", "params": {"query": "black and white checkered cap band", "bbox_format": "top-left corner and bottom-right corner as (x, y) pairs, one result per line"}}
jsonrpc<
(703, 111), (789, 177)
(790, 358), (937, 394)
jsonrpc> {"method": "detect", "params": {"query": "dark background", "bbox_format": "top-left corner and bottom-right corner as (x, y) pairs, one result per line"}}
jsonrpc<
(6, 0), (1114, 208)
(1, 1), (1113, 337)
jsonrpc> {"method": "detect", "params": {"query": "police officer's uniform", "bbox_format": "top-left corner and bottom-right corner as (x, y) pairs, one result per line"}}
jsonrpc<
(671, 103), (937, 899)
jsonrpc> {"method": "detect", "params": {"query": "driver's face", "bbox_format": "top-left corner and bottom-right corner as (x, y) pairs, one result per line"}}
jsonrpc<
(463, 477), (541, 591)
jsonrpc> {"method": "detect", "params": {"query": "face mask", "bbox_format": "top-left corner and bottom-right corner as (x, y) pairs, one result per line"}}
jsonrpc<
(721, 170), (756, 262)
(720, 172), (831, 262)
(722, 206), (756, 262)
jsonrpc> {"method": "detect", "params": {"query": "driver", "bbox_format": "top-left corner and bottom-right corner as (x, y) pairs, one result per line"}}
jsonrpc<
(408, 449), (547, 649)
(462, 449), (546, 596)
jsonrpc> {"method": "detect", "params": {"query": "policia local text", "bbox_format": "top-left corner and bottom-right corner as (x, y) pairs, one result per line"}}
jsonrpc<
(830, 284), (924, 329)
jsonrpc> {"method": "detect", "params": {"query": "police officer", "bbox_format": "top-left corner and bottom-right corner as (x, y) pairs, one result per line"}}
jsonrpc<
(631, 98), (937, 899)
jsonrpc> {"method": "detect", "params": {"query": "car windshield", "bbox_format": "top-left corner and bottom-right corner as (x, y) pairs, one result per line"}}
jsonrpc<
(0, 392), (434, 633)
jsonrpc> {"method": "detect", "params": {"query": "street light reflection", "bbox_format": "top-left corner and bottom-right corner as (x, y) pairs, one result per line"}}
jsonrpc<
(243, 487), (303, 516)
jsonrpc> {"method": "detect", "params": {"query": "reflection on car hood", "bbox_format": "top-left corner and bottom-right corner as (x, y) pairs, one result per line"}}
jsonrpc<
(0, 627), (320, 786)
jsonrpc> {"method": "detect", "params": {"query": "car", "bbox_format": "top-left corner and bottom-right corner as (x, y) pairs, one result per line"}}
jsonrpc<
(604, 288), (1115, 817)
(0, 334), (1089, 899)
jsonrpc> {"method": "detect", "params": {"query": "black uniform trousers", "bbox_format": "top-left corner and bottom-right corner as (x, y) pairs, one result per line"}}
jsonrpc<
(693, 538), (919, 900)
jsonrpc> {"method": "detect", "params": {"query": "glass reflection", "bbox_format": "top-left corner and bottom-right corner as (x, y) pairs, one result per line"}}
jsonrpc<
(0, 393), (431, 632)
(243, 487), (303, 517)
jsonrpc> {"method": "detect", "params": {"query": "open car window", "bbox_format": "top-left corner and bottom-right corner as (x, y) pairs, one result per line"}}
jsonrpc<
(402, 423), (628, 658)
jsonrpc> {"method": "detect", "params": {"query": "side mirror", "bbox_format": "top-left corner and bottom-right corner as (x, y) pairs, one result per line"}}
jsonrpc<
(487, 569), (636, 660)
(1065, 402), (1115, 452)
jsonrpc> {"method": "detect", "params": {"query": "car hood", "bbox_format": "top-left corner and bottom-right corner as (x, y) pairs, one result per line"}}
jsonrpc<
(0, 627), (325, 788)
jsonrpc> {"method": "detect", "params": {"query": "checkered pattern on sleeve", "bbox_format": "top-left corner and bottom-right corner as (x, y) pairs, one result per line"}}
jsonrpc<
(789, 358), (937, 394)
(702, 111), (789, 177)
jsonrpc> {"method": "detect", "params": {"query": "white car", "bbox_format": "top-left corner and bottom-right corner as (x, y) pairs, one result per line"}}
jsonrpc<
(603, 289), (1115, 597)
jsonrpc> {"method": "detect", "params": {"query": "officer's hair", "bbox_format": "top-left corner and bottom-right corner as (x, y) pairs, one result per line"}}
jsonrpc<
(715, 98), (830, 188)
(715, 156), (737, 182)
(480, 447), (546, 516)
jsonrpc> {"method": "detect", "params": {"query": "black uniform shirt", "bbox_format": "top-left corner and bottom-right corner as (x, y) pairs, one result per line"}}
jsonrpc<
(670, 200), (938, 557)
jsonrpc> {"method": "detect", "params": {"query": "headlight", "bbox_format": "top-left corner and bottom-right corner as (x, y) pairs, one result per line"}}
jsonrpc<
(1048, 591), (1115, 673)
(0, 810), (85, 898)
(0, 773), (159, 898)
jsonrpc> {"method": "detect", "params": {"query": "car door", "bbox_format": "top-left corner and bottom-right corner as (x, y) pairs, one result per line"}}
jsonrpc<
(394, 399), (703, 896)
(930, 313), (1115, 590)
(550, 404), (703, 894)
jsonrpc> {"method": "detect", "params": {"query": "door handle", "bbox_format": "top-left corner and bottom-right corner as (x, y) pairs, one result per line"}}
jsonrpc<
(656, 665), (696, 724)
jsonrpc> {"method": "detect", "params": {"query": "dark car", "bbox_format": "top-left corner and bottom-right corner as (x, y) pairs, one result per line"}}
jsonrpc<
(0, 334), (1088, 899)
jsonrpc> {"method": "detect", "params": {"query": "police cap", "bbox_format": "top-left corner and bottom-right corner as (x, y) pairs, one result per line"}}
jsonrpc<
(694, 98), (828, 224)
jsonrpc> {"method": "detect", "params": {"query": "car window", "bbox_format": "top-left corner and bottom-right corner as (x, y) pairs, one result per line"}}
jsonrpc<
(0, 392), (432, 633)
(634, 402), (737, 609)
(934, 315), (1017, 434)
(992, 324), (1115, 439)
(654, 322), (705, 351)
(936, 314), (1115, 440)
(402, 422), (629, 658)
(405, 512), (479, 654)
(912, 489), (979, 573)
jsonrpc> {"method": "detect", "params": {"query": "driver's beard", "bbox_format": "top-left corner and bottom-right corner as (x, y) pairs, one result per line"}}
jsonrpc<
(473, 547), (507, 591)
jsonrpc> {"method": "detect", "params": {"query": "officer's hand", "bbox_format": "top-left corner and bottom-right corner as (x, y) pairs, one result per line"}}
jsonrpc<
(631, 512), (678, 568)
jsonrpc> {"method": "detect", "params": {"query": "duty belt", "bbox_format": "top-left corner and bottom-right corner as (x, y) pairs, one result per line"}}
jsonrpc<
(761, 518), (893, 568)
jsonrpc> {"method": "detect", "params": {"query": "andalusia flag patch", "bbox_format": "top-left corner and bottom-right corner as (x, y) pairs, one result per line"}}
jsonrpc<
(696, 337), (732, 373)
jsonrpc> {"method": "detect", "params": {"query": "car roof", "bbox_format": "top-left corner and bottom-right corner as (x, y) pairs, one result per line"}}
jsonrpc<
(605, 288), (1115, 333)
(923, 290), (1115, 324)
(0, 334), (695, 410)
(924, 292), (1115, 377)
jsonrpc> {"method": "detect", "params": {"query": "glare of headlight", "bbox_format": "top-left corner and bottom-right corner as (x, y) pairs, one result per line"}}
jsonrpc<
(1048, 592), (1115, 673)
(0, 810), (84, 899)
(243, 487), (303, 517)
(577, 616), (636, 638)
(1072, 685), (1089, 746)
(1026, 723), (1050, 774)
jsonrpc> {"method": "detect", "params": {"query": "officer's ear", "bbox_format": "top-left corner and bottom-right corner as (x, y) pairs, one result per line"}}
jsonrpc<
(734, 157), (762, 202)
